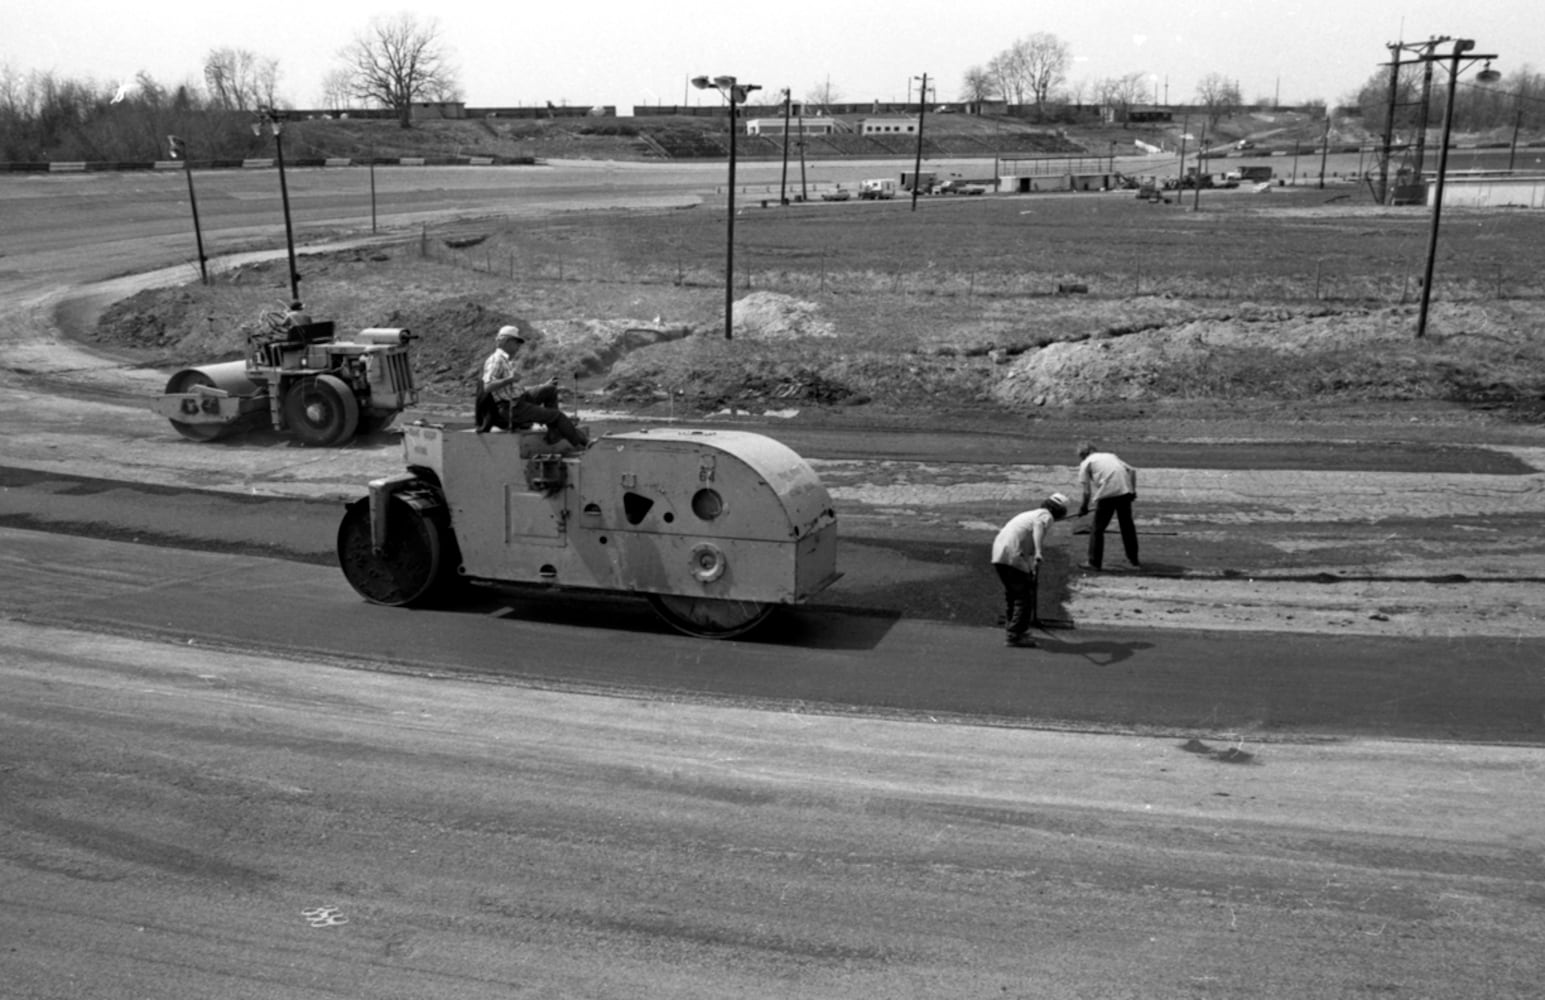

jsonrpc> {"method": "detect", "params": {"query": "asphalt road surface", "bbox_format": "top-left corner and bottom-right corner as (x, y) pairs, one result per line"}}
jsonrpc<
(2, 163), (1542, 999)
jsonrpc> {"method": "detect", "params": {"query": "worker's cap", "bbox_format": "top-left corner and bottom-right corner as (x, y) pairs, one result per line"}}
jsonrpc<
(1045, 492), (1070, 517)
(495, 325), (525, 344)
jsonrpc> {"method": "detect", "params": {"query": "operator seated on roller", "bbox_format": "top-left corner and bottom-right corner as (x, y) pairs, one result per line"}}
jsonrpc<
(474, 325), (589, 448)
(281, 300), (314, 343)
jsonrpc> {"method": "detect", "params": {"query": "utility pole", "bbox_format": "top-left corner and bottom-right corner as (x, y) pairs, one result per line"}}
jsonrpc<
(168, 135), (207, 284)
(911, 72), (929, 212)
(779, 88), (792, 205)
(1378, 42), (1402, 203)
(1318, 114), (1331, 189)
(1192, 122), (1206, 210)
(1416, 40), (1500, 339)
(1176, 115), (1189, 209)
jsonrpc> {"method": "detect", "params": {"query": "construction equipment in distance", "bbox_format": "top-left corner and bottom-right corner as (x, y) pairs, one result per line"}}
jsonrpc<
(336, 422), (840, 638)
(151, 308), (419, 446)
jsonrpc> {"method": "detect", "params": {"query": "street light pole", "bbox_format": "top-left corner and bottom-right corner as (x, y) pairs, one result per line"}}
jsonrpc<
(1417, 40), (1500, 339)
(167, 135), (208, 283)
(780, 88), (791, 205)
(253, 107), (300, 304)
(910, 72), (929, 212)
(692, 75), (760, 340)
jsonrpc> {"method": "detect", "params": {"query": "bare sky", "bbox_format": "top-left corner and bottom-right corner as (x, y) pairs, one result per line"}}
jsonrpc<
(4, 1), (1533, 111)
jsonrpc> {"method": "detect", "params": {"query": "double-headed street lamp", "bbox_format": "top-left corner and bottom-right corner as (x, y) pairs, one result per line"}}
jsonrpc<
(692, 74), (760, 340)
(252, 107), (301, 305)
(1414, 39), (1500, 339)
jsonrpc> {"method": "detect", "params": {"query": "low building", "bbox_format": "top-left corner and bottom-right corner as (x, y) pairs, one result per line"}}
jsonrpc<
(860, 117), (919, 136)
(744, 117), (839, 137)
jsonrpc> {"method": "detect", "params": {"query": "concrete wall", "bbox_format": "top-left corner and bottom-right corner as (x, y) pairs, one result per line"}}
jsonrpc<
(1432, 175), (1545, 209)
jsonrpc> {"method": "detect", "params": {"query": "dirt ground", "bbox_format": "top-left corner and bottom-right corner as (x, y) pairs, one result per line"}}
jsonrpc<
(68, 190), (1545, 638)
(91, 192), (1545, 422)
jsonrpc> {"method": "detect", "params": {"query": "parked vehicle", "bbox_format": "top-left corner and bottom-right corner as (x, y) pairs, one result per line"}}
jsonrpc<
(859, 178), (897, 200)
(933, 178), (988, 195)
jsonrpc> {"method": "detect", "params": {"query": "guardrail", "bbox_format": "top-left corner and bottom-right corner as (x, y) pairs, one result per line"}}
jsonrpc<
(1, 154), (538, 173)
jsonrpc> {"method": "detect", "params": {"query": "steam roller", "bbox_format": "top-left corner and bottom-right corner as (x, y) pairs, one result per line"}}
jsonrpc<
(150, 312), (419, 446)
(337, 422), (840, 638)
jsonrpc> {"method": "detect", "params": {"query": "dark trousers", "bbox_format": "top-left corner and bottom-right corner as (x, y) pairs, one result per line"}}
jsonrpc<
(994, 563), (1038, 636)
(1088, 493), (1140, 568)
(475, 384), (587, 447)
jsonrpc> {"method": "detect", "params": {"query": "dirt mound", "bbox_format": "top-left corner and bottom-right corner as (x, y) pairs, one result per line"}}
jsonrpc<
(995, 301), (1545, 412)
(731, 292), (838, 340)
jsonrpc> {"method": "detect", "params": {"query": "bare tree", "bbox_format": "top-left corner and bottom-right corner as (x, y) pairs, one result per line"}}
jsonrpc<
(319, 69), (357, 111)
(804, 78), (842, 116)
(204, 47), (279, 112)
(1092, 73), (1150, 126)
(985, 32), (1070, 113)
(960, 65), (997, 109)
(1195, 73), (1242, 128)
(1019, 32), (1070, 109)
(988, 49), (1027, 106)
(341, 13), (459, 127)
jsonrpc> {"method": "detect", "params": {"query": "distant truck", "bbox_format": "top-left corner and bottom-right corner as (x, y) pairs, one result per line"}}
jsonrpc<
(1231, 165), (1275, 184)
(859, 178), (897, 200)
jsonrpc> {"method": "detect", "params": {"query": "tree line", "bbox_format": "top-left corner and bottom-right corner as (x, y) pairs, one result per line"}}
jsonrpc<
(5, 19), (1541, 163)
(0, 13), (457, 162)
(954, 31), (1544, 136)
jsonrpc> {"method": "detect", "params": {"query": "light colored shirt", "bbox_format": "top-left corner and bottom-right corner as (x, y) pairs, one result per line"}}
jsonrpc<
(1078, 451), (1137, 502)
(991, 508), (1055, 573)
(480, 347), (515, 387)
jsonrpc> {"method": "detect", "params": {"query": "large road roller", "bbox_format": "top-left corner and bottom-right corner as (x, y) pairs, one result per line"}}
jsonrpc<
(337, 422), (840, 637)
(150, 313), (418, 446)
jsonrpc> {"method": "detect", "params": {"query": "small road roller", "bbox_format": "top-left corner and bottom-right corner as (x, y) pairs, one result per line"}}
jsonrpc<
(150, 308), (418, 446)
(337, 422), (840, 638)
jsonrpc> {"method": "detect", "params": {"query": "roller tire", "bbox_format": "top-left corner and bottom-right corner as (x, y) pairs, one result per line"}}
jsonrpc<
(163, 368), (238, 441)
(336, 494), (455, 607)
(647, 594), (775, 639)
(283, 374), (360, 446)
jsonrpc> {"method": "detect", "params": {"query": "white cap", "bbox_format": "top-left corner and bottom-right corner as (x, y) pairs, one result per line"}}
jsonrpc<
(496, 325), (525, 343)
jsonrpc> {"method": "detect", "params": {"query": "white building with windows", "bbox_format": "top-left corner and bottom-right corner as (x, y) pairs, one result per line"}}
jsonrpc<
(744, 118), (839, 137)
(860, 117), (918, 136)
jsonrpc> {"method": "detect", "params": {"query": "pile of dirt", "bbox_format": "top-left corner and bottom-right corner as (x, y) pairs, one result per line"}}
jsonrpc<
(994, 300), (1545, 415)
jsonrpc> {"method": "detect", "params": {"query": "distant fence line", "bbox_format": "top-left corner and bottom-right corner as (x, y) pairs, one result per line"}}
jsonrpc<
(1, 153), (538, 174)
